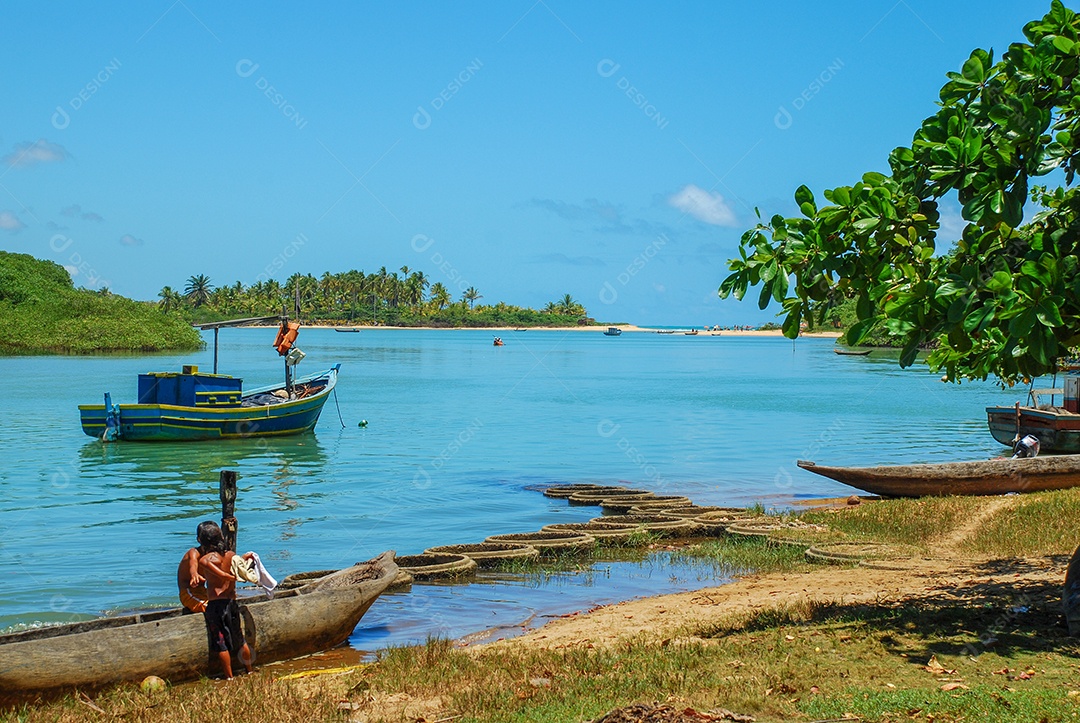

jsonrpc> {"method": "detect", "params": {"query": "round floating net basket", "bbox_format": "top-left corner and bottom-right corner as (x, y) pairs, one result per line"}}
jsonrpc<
(484, 531), (596, 554)
(542, 483), (610, 499)
(568, 488), (653, 505)
(423, 542), (540, 568)
(393, 553), (478, 581)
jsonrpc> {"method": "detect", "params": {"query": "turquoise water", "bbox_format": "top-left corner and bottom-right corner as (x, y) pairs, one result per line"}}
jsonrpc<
(0, 329), (1022, 635)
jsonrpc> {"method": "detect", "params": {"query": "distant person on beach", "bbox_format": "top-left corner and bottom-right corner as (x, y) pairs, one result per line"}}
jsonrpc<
(196, 521), (255, 678)
(177, 521), (215, 614)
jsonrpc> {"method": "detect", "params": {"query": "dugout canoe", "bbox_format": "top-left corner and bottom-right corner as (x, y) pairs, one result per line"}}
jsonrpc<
(797, 456), (1080, 497)
(0, 551), (397, 696)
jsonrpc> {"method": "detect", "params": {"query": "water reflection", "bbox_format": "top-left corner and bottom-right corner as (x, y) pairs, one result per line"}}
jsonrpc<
(73, 436), (330, 522)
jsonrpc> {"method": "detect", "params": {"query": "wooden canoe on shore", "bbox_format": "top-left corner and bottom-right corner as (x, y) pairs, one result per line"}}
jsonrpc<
(0, 551), (397, 697)
(797, 457), (1080, 497)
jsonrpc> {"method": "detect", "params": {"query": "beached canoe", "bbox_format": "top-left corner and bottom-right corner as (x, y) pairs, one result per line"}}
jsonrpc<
(797, 456), (1080, 497)
(0, 551), (397, 696)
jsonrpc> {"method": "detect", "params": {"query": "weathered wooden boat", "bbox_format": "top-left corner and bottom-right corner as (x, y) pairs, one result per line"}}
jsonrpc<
(0, 551), (397, 696)
(986, 403), (1080, 453)
(797, 456), (1080, 497)
(834, 348), (871, 356)
(986, 380), (1080, 453)
(79, 365), (340, 441)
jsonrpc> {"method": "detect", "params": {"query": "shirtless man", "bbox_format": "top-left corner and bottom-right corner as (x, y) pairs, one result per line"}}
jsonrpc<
(176, 522), (214, 614)
(195, 522), (254, 678)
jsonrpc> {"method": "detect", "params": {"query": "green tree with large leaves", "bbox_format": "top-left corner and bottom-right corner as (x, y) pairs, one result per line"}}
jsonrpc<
(720, 1), (1080, 386)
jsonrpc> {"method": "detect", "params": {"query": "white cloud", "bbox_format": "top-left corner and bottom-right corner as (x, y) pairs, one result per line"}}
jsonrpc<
(119, 234), (144, 246)
(668, 184), (737, 226)
(3, 139), (69, 168)
(60, 204), (103, 222)
(0, 210), (26, 233)
(937, 205), (966, 242)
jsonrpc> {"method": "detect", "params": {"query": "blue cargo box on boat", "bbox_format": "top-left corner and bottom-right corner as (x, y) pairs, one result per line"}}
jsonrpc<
(137, 367), (243, 408)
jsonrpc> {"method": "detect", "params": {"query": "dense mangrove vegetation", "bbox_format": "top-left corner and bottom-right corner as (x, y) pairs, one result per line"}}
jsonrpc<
(0, 252), (203, 355)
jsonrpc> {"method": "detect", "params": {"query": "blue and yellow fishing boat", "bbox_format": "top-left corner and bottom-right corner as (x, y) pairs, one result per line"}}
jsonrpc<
(79, 318), (341, 442)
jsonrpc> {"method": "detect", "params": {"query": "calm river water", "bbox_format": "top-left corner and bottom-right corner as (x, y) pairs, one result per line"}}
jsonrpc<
(0, 329), (1025, 647)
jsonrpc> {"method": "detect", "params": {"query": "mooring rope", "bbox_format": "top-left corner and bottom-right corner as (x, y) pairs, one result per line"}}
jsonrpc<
(332, 386), (346, 428)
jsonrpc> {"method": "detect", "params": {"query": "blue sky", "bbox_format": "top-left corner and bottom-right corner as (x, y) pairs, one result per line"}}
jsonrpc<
(0, 1), (1053, 325)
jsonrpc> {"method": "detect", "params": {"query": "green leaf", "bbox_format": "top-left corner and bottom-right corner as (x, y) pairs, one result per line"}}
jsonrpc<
(828, 186), (851, 206)
(771, 273), (789, 304)
(781, 304), (802, 339)
(846, 317), (879, 346)
(853, 217), (879, 232)
(963, 304), (995, 333)
(794, 185), (815, 211)
(961, 55), (985, 83)
(899, 335), (922, 367)
(986, 271), (1013, 293)
(757, 282), (772, 310)
(1037, 299), (1064, 327)
(1053, 35), (1076, 53)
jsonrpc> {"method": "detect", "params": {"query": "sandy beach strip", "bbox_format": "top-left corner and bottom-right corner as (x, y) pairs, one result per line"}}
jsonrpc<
(300, 324), (842, 337)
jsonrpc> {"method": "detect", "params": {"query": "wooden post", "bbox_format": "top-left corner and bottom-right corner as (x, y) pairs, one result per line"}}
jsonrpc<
(220, 470), (238, 552)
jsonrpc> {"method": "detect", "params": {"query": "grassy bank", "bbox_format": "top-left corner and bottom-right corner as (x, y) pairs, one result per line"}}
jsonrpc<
(0, 252), (203, 354)
(6, 490), (1080, 722)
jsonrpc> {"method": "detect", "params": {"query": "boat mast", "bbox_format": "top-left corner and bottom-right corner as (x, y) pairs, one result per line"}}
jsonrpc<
(193, 315), (281, 374)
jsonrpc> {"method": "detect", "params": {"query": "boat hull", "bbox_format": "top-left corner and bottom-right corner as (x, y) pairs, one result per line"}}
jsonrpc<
(797, 456), (1080, 497)
(79, 368), (338, 441)
(986, 405), (1080, 453)
(0, 552), (396, 696)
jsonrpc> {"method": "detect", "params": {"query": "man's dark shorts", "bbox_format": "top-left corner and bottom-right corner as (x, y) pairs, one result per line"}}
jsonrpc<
(203, 599), (242, 653)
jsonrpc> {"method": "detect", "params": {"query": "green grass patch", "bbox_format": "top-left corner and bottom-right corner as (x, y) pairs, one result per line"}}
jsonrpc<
(669, 536), (812, 576)
(961, 488), (1080, 557)
(802, 497), (986, 550)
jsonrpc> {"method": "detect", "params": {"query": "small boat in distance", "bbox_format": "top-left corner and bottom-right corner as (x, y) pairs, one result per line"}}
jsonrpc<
(0, 552), (397, 696)
(834, 348), (871, 356)
(493, 337), (504, 346)
(797, 456), (1080, 497)
(335, 327), (362, 333)
(79, 318), (341, 442)
(603, 327), (622, 336)
(684, 329), (699, 336)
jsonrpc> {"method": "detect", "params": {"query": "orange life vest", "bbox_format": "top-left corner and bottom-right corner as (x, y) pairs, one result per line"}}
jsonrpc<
(273, 322), (300, 355)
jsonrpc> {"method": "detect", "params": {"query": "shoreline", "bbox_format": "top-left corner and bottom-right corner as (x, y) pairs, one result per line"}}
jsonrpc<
(291, 323), (843, 338)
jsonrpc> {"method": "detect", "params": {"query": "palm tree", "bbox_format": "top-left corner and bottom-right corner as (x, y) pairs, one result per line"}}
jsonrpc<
(462, 286), (482, 309)
(184, 274), (213, 308)
(158, 286), (180, 312)
(557, 293), (584, 316)
(430, 282), (451, 310)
